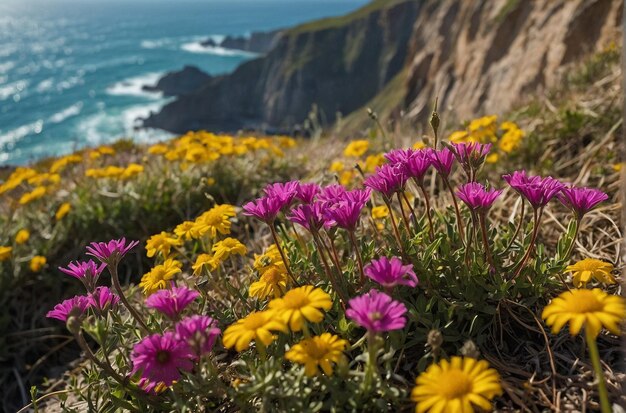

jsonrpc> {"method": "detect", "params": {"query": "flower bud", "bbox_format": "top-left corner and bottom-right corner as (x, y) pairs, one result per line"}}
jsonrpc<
(460, 340), (481, 359)
(427, 329), (443, 352)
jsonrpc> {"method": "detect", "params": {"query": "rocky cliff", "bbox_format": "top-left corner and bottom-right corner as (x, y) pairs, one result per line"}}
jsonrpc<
(143, 0), (421, 133)
(403, 0), (623, 121)
(143, 65), (211, 97)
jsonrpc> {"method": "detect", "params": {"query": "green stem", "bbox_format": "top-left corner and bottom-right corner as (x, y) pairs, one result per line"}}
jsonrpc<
(513, 208), (541, 279)
(108, 265), (149, 333)
(362, 331), (378, 393)
(502, 198), (525, 255)
(479, 212), (495, 270)
(563, 218), (581, 260)
(443, 176), (465, 244)
(417, 181), (435, 241)
(348, 230), (366, 285)
(269, 223), (299, 287)
(585, 329), (612, 413)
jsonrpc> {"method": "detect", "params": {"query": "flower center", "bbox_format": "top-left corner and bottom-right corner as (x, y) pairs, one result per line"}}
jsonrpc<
(568, 290), (604, 313)
(284, 292), (310, 309)
(438, 369), (473, 399)
(156, 350), (170, 364)
(203, 211), (223, 226)
(368, 311), (383, 321)
(304, 340), (329, 360)
(243, 312), (267, 329)
(262, 267), (282, 284)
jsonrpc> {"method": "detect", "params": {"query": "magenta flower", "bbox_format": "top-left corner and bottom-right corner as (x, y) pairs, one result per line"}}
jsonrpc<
(346, 289), (407, 332)
(324, 201), (364, 231)
(364, 256), (418, 288)
(502, 170), (565, 209)
(86, 238), (139, 266)
(557, 187), (609, 219)
(340, 188), (372, 205)
(137, 378), (165, 394)
(46, 295), (90, 322)
(456, 182), (502, 212)
(263, 180), (299, 209)
(384, 148), (413, 165)
(295, 182), (321, 204)
(288, 202), (329, 231)
(242, 196), (283, 223)
(145, 286), (200, 320)
(88, 286), (120, 314)
(317, 184), (347, 202)
(175, 315), (221, 358)
(385, 148), (433, 183)
(451, 142), (491, 165)
(428, 148), (455, 177)
(59, 260), (107, 291)
(364, 164), (408, 198)
(131, 332), (193, 386)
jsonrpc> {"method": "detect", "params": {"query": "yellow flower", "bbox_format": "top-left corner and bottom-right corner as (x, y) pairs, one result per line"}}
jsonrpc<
(485, 153), (499, 164)
(249, 264), (288, 299)
(268, 285), (332, 331)
(371, 205), (389, 219)
(565, 258), (616, 287)
(212, 237), (247, 261)
(174, 221), (195, 241)
(55, 202), (71, 220)
(30, 256), (46, 272)
(254, 244), (286, 273)
(612, 163), (623, 172)
(222, 310), (288, 352)
(121, 163), (144, 179)
(145, 232), (182, 258)
(139, 259), (182, 295)
(15, 229), (30, 244)
(363, 153), (386, 173)
(193, 206), (232, 239)
(0, 246), (12, 261)
(192, 254), (219, 275)
(542, 288), (625, 338)
(343, 140), (369, 157)
(285, 333), (348, 377)
(148, 143), (169, 155)
(19, 186), (46, 205)
(411, 356), (502, 413)
(339, 170), (354, 186)
(448, 130), (469, 143)
(412, 141), (426, 150)
(329, 161), (345, 173)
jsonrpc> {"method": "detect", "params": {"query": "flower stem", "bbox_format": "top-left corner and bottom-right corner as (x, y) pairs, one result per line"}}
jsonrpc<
(479, 212), (495, 269)
(385, 199), (406, 256)
(75, 330), (126, 386)
(513, 207), (542, 279)
(417, 181), (435, 241)
(269, 223), (299, 287)
(585, 329), (612, 413)
(313, 231), (349, 306)
(108, 265), (149, 333)
(443, 176), (465, 244)
(362, 331), (378, 393)
(563, 218), (581, 260)
(502, 198), (525, 255)
(348, 230), (366, 285)
(396, 192), (411, 233)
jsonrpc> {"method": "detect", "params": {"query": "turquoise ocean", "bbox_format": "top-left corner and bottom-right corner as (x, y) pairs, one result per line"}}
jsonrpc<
(0, 0), (367, 165)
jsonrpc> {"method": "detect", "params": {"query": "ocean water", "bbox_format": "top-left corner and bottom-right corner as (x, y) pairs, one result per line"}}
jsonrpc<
(0, 0), (367, 166)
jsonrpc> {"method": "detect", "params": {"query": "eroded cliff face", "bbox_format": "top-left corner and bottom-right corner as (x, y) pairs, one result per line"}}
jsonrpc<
(403, 0), (623, 121)
(143, 0), (421, 133)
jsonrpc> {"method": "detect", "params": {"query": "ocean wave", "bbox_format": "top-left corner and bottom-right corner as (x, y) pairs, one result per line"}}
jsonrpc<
(0, 61), (15, 73)
(0, 119), (43, 149)
(106, 72), (163, 98)
(140, 38), (175, 49)
(49, 102), (83, 124)
(180, 41), (257, 57)
(0, 80), (29, 101)
(36, 78), (54, 93)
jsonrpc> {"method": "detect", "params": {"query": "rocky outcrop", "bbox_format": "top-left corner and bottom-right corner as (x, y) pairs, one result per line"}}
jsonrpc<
(143, 0), (421, 133)
(142, 66), (211, 97)
(200, 30), (283, 54)
(402, 0), (623, 122)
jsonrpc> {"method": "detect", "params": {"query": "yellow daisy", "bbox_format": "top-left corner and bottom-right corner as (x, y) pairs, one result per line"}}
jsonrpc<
(249, 264), (288, 299)
(565, 258), (616, 287)
(0, 246), (12, 261)
(212, 237), (247, 261)
(268, 285), (332, 331)
(343, 140), (369, 158)
(542, 288), (626, 338)
(15, 229), (30, 245)
(222, 310), (288, 352)
(174, 221), (196, 241)
(411, 356), (502, 413)
(254, 244), (286, 272)
(192, 254), (219, 275)
(139, 259), (182, 295)
(193, 206), (232, 239)
(145, 232), (182, 258)
(285, 333), (348, 377)
(371, 205), (389, 219)
(29, 256), (46, 272)
(55, 202), (71, 220)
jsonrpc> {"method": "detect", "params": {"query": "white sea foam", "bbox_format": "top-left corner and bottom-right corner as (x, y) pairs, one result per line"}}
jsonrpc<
(49, 102), (83, 124)
(0, 119), (44, 149)
(0, 80), (29, 101)
(181, 41), (257, 57)
(106, 72), (163, 98)
(36, 78), (54, 93)
(0, 61), (15, 73)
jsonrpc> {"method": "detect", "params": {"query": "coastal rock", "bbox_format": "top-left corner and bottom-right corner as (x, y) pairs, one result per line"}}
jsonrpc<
(142, 65), (212, 97)
(143, 0), (420, 133)
(221, 29), (284, 53)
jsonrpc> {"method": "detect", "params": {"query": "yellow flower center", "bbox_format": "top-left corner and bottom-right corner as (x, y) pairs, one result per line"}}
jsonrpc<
(262, 267), (282, 284)
(242, 312), (268, 330)
(203, 210), (224, 226)
(283, 291), (310, 309)
(303, 340), (330, 360)
(567, 290), (604, 313)
(438, 370), (473, 399)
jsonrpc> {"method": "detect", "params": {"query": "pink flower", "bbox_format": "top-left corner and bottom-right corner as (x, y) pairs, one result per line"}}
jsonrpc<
(325, 201), (364, 231)
(364, 256), (418, 288)
(175, 315), (221, 358)
(428, 148), (455, 177)
(59, 260), (107, 291)
(317, 184), (347, 202)
(242, 196), (283, 223)
(131, 332), (193, 386)
(340, 188), (371, 206)
(450, 142), (491, 170)
(502, 170), (565, 209)
(346, 289), (407, 332)
(364, 164), (408, 198)
(295, 182), (321, 203)
(88, 286), (120, 314)
(288, 202), (328, 231)
(86, 238), (139, 266)
(46, 295), (90, 322)
(557, 187), (608, 219)
(263, 181), (299, 209)
(385, 148), (433, 184)
(145, 286), (200, 320)
(456, 182), (502, 212)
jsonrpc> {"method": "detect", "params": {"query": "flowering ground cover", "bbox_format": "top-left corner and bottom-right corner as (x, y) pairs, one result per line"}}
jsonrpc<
(3, 48), (624, 412)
